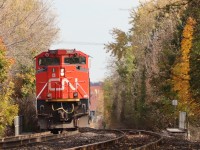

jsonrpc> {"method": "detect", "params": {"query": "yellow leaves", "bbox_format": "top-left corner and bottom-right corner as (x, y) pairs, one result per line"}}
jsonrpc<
(181, 39), (191, 53)
(183, 17), (196, 38)
(172, 17), (197, 114)
(0, 38), (6, 51)
(0, 101), (18, 135)
(0, 37), (13, 83)
(11, 0), (35, 12)
(0, 38), (18, 137)
(16, 68), (35, 84)
(15, 66), (35, 98)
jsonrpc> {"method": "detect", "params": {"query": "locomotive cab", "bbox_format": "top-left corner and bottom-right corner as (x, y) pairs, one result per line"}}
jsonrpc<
(35, 49), (90, 133)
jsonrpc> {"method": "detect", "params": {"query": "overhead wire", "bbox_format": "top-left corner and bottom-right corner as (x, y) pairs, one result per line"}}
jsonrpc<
(55, 41), (105, 46)
(5, 40), (105, 57)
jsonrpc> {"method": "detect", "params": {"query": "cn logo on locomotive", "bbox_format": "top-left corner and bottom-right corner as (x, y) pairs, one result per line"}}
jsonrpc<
(48, 78), (76, 91)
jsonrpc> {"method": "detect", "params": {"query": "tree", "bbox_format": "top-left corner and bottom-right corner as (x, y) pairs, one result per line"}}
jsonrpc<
(0, 0), (59, 65)
(104, 0), (192, 129)
(0, 0), (59, 133)
(105, 28), (130, 60)
(186, 0), (200, 103)
(0, 38), (18, 137)
(172, 17), (196, 111)
(105, 28), (137, 127)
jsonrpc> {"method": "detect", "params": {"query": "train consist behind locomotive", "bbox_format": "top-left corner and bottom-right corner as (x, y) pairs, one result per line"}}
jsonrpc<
(35, 49), (90, 133)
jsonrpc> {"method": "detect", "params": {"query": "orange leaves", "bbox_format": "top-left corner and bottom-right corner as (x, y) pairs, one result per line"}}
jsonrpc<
(181, 17), (196, 64)
(0, 38), (6, 51)
(0, 38), (10, 82)
(15, 66), (35, 98)
(172, 17), (196, 112)
(0, 37), (15, 82)
(182, 17), (196, 39)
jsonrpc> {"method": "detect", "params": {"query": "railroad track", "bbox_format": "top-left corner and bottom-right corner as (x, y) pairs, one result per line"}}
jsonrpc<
(0, 128), (163, 149)
(66, 128), (125, 150)
(117, 129), (163, 150)
(0, 131), (78, 149)
(66, 129), (163, 150)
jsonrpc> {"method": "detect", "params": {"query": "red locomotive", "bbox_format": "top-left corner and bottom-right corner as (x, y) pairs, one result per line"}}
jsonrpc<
(35, 49), (90, 133)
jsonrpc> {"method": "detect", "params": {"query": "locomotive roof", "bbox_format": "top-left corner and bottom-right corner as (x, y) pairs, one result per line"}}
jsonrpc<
(35, 49), (88, 57)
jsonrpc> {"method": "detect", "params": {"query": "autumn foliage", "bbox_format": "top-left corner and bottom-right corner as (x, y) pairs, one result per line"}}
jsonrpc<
(104, 0), (200, 130)
(0, 38), (18, 137)
(172, 17), (198, 114)
(0, 0), (58, 136)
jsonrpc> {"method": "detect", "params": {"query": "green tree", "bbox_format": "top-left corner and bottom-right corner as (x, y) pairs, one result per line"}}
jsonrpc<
(104, 0), (192, 129)
(106, 28), (130, 60)
(186, 0), (200, 104)
(105, 28), (137, 127)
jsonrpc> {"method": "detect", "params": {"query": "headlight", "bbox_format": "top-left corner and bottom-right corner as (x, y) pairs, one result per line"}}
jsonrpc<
(60, 68), (65, 76)
(73, 92), (78, 98)
(47, 93), (52, 99)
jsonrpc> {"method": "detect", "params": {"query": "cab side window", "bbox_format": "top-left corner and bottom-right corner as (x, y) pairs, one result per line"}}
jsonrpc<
(39, 57), (60, 66)
(80, 57), (86, 64)
(64, 56), (86, 64)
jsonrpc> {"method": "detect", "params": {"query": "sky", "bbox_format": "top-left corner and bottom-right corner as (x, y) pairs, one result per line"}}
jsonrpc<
(51, 0), (140, 82)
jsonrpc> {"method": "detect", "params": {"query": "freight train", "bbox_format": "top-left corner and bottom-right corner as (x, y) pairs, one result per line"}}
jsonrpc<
(35, 49), (90, 133)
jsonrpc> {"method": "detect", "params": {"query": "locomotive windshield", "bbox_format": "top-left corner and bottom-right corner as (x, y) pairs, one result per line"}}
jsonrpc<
(39, 57), (60, 66)
(64, 56), (86, 64)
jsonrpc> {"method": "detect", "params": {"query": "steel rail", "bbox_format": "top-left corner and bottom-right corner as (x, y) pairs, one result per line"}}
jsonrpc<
(0, 131), (78, 149)
(139, 131), (162, 150)
(0, 128), (163, 149)
(0, 132), (50, 142)
(131, 130), (163, 150)
(65, 129), (125, 150)
(121, 129), (163, 150)
(65, 129), (162, 150)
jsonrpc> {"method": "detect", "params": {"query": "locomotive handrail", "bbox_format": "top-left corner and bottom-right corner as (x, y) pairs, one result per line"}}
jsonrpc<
(36, 82), (48, 100)
(77, 82), (88, 97)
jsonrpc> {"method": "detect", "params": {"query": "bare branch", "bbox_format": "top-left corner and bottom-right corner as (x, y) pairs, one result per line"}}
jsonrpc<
(148, 0), (193, 13)
(0, 0), (6, 9)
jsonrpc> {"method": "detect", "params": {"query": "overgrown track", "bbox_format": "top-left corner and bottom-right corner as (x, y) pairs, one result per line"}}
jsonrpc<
(0, 131), (78, 149)
(66, 129), (162, 150)
(118, 129), (163, 150)
(134, 130), (163, 149)
(66, 128), (125, 150)
(0, 128), (163, 149)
